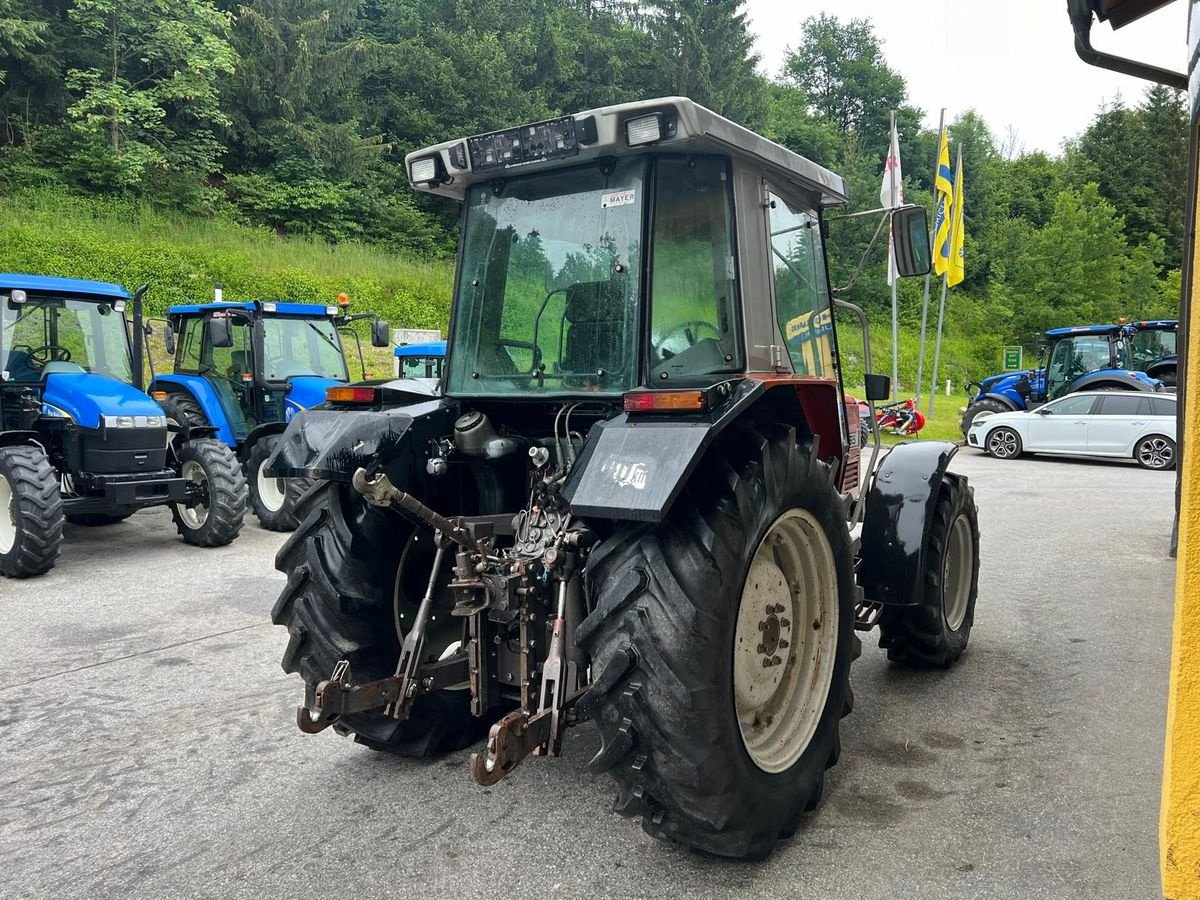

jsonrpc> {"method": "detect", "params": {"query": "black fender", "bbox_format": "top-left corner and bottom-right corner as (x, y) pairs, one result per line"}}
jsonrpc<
(264, 398), (459, 491)
(240, 422), (288, 459)
(0, 430), (44, 450)
(563, 378), (835, 524)
(978, 392), (1021, 410)
(859, 440), (961, 607)
(1069, 372), (1154, 392)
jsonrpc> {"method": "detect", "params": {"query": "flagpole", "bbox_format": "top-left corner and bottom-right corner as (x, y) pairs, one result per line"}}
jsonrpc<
(928, 143), (961, 418)
(915, 108), (945, 407)
(888, 110), (900, 401)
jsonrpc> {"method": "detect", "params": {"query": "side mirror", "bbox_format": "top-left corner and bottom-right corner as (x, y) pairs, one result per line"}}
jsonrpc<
(371, 319), (390, 348)
(890, 205), (932, 278)
(864, 373), (891, 402)
(1036, 407), (1051, 415)
(207, 316), (233, 349)
(164, 322), (176, 356)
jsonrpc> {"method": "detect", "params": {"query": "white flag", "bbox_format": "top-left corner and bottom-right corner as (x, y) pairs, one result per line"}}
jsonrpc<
(880, 121), (904, 208)
(880, 119), (904, 284)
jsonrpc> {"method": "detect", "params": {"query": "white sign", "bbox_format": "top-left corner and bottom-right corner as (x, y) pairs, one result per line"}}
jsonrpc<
(601, 190), (636, 209)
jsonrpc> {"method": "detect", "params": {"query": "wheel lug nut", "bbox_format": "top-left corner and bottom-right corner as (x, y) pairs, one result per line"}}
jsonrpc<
(779, 639), (789, 649)
(780, 618), (790, 628)
(758, 621), (767, 631)
(756, 643), (766, 654)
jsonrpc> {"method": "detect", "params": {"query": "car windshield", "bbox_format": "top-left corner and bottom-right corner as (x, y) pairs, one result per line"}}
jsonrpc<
(1, 294), (133, 384)
(446, 159), (646, 396)
(260, 316), (349, 381)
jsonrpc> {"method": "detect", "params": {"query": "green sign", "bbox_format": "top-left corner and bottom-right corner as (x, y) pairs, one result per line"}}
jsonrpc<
(1002, 346), (1023, 371)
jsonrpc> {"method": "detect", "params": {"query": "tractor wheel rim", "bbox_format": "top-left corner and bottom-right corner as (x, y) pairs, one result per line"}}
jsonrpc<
(988, 430), (1017, 458)
(733, 508), (839, 774)
(256, 456), (287, 513)
(0, 473), (14, 555)
(1140, 439), (1173, 469)
(178, 460), (210, 529)
(943, 514), (974, 631)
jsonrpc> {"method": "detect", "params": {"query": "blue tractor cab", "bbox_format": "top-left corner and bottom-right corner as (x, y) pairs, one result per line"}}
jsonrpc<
(394, 340), (446, 380)
(150, 297), (389, 530)
(0, 274), (246, 578)
(960, 320), (1177, 435)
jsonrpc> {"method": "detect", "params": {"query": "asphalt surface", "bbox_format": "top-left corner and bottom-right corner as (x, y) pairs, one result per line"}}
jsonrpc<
(0, 449), (1177, 899)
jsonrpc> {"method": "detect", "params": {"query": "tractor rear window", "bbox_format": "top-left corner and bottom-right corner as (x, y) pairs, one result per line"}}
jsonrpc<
(446, 159), (646, 396)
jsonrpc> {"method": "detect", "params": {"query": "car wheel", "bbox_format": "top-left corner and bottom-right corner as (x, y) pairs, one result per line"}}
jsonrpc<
(985, 427), (1022, 460)
(1135, 435), (1176, 470)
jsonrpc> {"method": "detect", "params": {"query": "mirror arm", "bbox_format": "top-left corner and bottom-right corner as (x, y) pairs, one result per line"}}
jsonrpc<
(831, 211), (889, 295)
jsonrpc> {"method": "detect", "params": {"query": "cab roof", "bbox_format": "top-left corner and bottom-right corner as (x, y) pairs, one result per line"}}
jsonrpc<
(405, 96), (849, 207)
(394, 341), (446, 357)
(0, 272), (130, 300)
(167, 300), (338, 317)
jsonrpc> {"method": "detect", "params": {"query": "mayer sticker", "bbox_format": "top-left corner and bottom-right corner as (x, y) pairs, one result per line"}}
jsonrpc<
(601, 190), (636, 209)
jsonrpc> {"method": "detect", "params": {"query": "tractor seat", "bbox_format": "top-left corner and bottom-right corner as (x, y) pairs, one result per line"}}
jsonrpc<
(560, 281), (629, 377)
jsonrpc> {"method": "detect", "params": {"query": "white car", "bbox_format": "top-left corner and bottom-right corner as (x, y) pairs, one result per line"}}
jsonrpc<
(966, 390), (1177, 470)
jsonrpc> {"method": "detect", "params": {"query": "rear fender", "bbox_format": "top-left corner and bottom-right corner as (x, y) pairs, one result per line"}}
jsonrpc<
(264, 398), (459, 491)
(859, 440), (960, 607)
(1069, 370), (1155, 392)
(241, 422), (288, 459)
(980, 392), (1022, 410)
(563, 378), (846, 524)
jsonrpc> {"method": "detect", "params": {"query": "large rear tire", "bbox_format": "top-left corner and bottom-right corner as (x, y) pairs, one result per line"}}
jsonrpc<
(579, 425), (856, 859)
(878, 473), (980, 667)
(246, 435), (307, 531)
(0, 445), (64, 578)
(272, 481), (484, 756)
(170, 439), (246, 547)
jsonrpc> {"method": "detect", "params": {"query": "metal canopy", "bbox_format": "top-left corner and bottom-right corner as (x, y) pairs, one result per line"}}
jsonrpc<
(405, 96), (849, 207)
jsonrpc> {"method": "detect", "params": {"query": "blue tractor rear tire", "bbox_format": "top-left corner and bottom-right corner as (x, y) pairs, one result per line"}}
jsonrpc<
(960, 397), (1010, 438)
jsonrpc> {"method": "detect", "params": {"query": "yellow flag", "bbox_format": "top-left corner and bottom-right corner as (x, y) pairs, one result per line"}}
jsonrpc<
(932, 128), (953, 277)
(948, 146), (965, 287)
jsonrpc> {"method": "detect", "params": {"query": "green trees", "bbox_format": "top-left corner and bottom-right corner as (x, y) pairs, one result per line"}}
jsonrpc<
(65, 0), (235, 188)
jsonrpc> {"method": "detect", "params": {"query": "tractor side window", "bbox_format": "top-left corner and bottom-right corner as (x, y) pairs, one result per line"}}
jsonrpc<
(176, 318), (204, 373)
(767, 192), (834, 376)
(649, 158), (741, 379)
(206, 316), (257, 436)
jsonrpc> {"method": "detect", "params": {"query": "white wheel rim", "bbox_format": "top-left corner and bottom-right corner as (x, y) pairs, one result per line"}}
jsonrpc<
(943, 515), (974, 631)
(734, 508), (839, 774)
(0, 473), (15, 554)
(1139, 438), (1173, 469)
(987, 429), (1018, 458)
(256, 456), (287, 513)
(178, 460), (210, 529)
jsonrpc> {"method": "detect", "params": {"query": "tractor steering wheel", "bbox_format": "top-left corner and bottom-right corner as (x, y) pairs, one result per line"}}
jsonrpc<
(657, 320), (722, 358)
(23, 344), (72, 369)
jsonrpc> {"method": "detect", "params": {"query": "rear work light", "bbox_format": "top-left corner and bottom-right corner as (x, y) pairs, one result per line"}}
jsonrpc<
(409, 156), (439, 183)
(623, 390), (706, 412)
(625, 113), (663, 147)
(326, 386), (379, 404)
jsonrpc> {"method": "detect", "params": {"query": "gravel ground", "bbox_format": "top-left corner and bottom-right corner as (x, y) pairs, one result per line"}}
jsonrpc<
(0, 449), (1177, 899)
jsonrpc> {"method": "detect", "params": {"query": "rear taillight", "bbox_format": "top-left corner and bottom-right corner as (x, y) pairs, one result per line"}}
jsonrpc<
(326, 386), (380, 404)
(622, 390), (706, 412)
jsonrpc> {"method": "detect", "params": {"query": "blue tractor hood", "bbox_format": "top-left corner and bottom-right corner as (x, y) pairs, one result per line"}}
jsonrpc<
(979, 370), (1033, 393)
(42, 372), (165, 429)
(284, 375), (342, 422)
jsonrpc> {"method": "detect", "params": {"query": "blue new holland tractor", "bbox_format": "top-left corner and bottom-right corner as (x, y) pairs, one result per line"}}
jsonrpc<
(149, 297), (389, 530)
(959, 320), (1177, 435)
(0, 274), (246, 578)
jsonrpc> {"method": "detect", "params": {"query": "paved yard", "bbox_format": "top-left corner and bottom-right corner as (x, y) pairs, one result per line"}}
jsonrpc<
(0, 450), (1177, 899)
